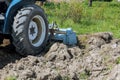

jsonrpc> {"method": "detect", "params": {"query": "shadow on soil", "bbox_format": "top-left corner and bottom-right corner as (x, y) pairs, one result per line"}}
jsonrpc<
(0, 42), (54, 69)
(0, 41), (68, 69)
(0, 46), (22, 69)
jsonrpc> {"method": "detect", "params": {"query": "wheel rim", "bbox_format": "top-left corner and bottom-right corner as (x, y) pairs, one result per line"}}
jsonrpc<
(28, 15), (46, 47)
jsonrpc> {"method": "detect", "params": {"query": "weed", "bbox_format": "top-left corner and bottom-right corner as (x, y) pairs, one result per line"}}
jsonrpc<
(79, 69), (91, 79)
(79, 71), (89, 79)
(62, 76), (70, 80)
(68, 0), (83, 23)
(116, 57), (120, 64)
(5, 76), (17, 80)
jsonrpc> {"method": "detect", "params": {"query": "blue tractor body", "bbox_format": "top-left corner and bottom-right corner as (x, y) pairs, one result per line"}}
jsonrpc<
(5, 0), (21, 18)
(2, 0), (35, 34)
(4, 0), (21, 34)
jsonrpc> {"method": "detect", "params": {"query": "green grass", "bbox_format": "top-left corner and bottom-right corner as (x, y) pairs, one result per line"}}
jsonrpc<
(5, 76), (17, 80)
(116, 57), (120, 64)
(42, 0), (120, 38)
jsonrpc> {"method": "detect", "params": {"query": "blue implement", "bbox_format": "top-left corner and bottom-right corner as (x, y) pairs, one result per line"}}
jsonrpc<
(52, 28), (77, 45)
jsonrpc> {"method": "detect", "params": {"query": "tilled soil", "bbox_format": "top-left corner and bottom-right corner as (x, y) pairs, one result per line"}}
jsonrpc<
(0, 32), (120, 80)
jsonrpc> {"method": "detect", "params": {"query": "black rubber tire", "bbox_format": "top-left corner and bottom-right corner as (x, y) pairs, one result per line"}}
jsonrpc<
(12, 5), (48, 55)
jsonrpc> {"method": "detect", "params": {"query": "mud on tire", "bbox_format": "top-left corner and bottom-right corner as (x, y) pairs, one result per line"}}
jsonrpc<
(12, 5), (48, 55)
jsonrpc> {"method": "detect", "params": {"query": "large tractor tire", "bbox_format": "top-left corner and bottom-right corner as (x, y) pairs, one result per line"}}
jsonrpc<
(12, 5), (48, 55)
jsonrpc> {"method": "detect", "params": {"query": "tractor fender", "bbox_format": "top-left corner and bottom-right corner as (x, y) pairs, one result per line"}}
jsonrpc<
(3, 0), (35, 34)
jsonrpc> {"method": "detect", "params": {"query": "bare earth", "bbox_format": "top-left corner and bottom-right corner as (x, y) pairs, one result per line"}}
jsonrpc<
(0, 32), (120, 80)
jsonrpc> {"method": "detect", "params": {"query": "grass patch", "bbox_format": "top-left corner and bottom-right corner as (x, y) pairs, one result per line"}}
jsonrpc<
(42, 0), (120, 38)
(79, 71), (89, 79)
(5, 76), (17, 80)
(116, 57), (120, 64)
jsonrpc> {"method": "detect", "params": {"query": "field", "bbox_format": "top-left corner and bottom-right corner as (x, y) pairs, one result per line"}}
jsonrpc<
(42, 0), (120, 38)
(1, 1), (120, 80)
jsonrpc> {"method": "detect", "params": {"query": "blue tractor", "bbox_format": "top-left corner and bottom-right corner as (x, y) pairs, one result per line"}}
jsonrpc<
(0, 0), (48, 55)
(0, 0), (77, 55)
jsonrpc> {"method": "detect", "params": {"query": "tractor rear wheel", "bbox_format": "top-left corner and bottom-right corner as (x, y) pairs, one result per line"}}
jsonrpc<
(12, 5), (48, 55)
